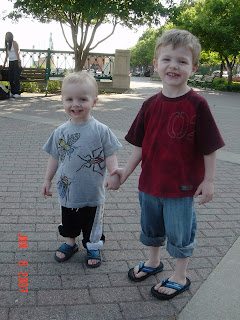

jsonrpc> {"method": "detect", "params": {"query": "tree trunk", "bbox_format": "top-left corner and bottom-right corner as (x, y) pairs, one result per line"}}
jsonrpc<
(226, 64), (232, 85)
(74, 46), (91, 71)
(220, 62), (224, 78)
(224, 56), (235, 85)
(74, 50), (85, 71)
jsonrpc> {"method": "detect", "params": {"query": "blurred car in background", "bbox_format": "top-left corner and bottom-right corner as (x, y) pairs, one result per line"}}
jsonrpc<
(232, 74), (240, 82)
(212, 70), (228, 78)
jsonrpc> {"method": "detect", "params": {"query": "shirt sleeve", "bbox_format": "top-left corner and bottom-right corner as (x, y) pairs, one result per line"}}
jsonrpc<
(101, 127), (122, 158)
(43, 129), (59, 160)
(125, 104), (145, 147)
(196, 100), (225, 155)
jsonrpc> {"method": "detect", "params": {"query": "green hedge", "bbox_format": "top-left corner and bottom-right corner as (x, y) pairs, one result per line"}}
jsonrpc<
(46, 80), (62, 93)
(212, 78), (240, 92)
(21, 80), (61, 93)
(21, 82), (41, 93)
(0, 80), (62, 94)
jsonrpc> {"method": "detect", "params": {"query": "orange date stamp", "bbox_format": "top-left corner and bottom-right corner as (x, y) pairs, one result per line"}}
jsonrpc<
(18, 233), (28, 292)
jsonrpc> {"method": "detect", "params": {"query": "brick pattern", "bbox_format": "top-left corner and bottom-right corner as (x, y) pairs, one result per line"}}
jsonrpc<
(0, 78), (239, 319)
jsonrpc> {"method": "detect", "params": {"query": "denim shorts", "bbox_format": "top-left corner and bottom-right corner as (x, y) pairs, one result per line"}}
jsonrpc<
(139, 191), (197, 258)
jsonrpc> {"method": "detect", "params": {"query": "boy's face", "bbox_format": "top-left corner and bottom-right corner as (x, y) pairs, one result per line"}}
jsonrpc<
(62, 81), (98, 124)
(154, 44), (198, 94)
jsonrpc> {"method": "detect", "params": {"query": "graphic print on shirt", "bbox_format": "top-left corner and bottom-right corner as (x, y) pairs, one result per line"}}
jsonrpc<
(58, 133), (81, 162)
(167, 112), (196, 141)
(57, 173), (73, 204)
(76, 147), (105, 176)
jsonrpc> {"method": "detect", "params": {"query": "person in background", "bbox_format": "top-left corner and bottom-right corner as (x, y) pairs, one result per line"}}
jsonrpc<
(3, 32), (22, 98)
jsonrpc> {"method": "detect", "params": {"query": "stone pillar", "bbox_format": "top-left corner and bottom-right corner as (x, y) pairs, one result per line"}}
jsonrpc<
(112, 49), (130, 90)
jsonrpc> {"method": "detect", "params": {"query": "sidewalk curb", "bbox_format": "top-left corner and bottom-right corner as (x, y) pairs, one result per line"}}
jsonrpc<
(178, 236), (240, 320)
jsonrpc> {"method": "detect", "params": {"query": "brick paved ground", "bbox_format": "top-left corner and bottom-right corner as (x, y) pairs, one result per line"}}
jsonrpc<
(0, 78), (239, 320)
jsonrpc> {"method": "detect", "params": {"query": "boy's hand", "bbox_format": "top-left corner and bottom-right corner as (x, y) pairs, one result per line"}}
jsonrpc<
(42, 180), (52, 198)
(111, 168), (128, 185)
(194, 180), (214, 205)
(105, 173), (120, 190)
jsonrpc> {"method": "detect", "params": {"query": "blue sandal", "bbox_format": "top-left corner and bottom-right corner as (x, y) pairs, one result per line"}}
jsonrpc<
(54, 243), (78, 262)
(86, 249), (102, 268)
(151, 277), (191, 300)
(128, 261), (164, 282)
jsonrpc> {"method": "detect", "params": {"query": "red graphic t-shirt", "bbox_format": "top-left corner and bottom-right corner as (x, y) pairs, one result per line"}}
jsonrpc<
(125, 89), (225, 198)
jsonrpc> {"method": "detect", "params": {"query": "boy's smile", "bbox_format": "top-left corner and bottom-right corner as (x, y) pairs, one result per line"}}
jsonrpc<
(154, 44), (198, 97)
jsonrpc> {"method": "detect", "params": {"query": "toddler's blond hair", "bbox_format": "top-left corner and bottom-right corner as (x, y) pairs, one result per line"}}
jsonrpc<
(62, 71), (98, 97)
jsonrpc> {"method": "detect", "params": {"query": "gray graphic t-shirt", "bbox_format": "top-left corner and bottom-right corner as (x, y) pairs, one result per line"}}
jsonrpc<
(43, 117), (122, 208)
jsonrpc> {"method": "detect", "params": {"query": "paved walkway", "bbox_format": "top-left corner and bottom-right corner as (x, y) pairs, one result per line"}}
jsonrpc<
(0, 77), (239, 320)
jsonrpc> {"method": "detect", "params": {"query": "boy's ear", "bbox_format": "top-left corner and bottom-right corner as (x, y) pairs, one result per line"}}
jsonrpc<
(191, 65), (199, 75)
(92, 97), (98, 108)
(153, 59), (158, 71)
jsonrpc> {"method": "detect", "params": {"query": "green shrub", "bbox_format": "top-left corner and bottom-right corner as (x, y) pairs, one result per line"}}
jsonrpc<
(0, 81), (10, 88)
(212, 78), (227, 89)
(47, 80), (61, 93)
(20, 80), (61, 93)
(212, 78), (240, 92)
(21, 82), (40, 93)
(230, 82), (240, 92)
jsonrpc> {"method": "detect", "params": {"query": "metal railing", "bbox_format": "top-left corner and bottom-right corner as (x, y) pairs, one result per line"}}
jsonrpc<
(0, 48), (115, 80)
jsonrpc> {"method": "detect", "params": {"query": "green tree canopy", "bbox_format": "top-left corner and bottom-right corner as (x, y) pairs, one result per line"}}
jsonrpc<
(7, 0), (168, 70)
(169, 0), (240, 83)
(130, 28), (162, 69)
(199, 50), (221, 74)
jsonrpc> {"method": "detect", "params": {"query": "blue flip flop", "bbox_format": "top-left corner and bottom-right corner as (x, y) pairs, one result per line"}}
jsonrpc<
(128, 261), (164, 282)
(86, 249), (102, 268)
(54, 243), (78, 262)
(151, 277), (191, 300)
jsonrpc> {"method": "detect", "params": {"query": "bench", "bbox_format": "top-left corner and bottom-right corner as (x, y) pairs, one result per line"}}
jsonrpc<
(20, 68), (49, 96)
(87, 69), (113, 81)
(94, 74), (112, 81)
(194, 75), (215, 89)
(187, 74), (203, 86)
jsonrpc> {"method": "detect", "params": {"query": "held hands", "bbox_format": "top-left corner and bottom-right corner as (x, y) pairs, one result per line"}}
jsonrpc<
(194, 180), (214, 205)
(111, 168), (128, 185)
(42, 180), (53, 198)
(105, 168), (128, 190)
(105, 173), (120, 190)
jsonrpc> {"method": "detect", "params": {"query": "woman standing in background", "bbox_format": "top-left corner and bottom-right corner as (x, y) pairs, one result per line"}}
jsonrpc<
(3, 32), (21, 98)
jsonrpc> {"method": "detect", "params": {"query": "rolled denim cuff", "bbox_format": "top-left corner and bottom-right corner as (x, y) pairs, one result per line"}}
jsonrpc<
(140, 231), (166, 247)
(166, 240), (196, 258)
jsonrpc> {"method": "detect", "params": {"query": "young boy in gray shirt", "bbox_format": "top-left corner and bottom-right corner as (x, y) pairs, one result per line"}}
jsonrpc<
(42, 72), (121, 268)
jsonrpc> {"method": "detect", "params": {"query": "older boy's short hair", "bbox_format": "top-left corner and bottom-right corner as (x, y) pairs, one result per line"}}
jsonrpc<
(62, 71), (98, 97)
(154, 29), (201, 67)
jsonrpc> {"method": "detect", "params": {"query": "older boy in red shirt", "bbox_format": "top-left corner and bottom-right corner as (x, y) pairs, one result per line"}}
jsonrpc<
(110, 29), (225, 300)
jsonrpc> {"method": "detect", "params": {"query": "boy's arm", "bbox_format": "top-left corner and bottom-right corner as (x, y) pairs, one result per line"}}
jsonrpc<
(42, 155), (59, 198)
(194, 151), (216, 205)
(112, 146), (142, 185)
(105, 153), (120, 190)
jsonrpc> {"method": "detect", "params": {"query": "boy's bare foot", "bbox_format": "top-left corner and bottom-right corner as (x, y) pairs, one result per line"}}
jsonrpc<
(56, 250), (99, 266)
(87, 258), (101, 266)
(54, 243), (78, 262)
(133, 260), (161, 278)
(86, 249), (101, 268)
(55, 251), (66, 259)
(154, 275), (187, 295)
